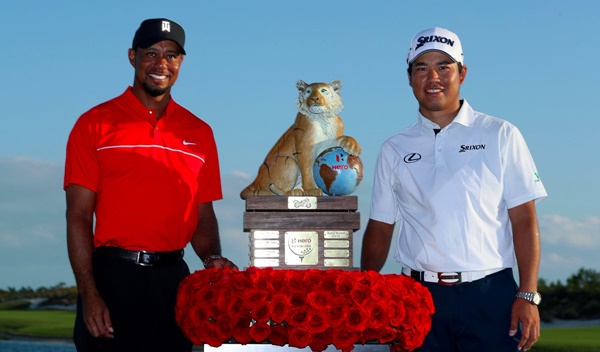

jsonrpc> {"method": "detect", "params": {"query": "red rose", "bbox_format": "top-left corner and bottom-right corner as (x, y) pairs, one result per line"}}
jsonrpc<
(288, 307), (312, 326)
(386, 274), (409, 297)
(187, 269), (211, 288)
(319, 269), (338, 292)
(199, 321), (225, 348)
(367, 301), (389, 329)
(335, 271), (355, 296)
(391, 342), (407, 352)
(197, 287), (223, 319)
(310, 328), (333, 352)
(350, 282), (371, 305)
(215, 288), (235, 313)
(230, 269), (252, 291)
(387, 300), (406, 327)
(267, 269), (289, 294)
(268, 324), (288, 346)
(207, 266), (228, 284)
(397, 326), (427, 351)
(250, 266), (274, 289)
(327, 298), (349, 328)
(285, 269), (307, 289)
(376, 326), (398, 344)
(345, 304), (368, 332)
(402, 306), (431, 332)
(249, 321), (271, 342)
(231, 314), (253, 344)
(332, 328), (359, 352)
(289, 289), (308, 308)
(270, 293), (291, 324)
(188, 305), (210, 329)
(215, 315), (233, 341)
(307, 289), (333, 310)
(304, 268), (324, 288)
(405, 308), (432, 334)
(362, 269), (382, 282)
(306, 309), (329, 334)
(413, 283), (435, 314)
(251, 300), (271, 323)
(288, 326), (313, 349)
(402, 290), (422, 312)
(370, 278), (391, 303)
(242, 287), (270, 310)
(359, 327), (380, 344)
(225, 295), (247, 317)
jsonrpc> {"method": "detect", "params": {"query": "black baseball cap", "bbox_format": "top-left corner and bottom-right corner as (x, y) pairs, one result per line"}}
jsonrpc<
(132, 18), (186, 55)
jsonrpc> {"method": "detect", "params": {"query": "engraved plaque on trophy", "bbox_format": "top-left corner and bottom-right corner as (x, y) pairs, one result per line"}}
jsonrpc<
(244, 196), (360, 270)
(285, 231), (318, 265)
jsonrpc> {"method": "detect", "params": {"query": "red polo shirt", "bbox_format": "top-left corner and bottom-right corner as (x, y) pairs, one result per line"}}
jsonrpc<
(64, 88), (223, 252)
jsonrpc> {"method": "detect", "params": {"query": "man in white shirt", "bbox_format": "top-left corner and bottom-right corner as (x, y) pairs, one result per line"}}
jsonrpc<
(360, 27), (547, 352)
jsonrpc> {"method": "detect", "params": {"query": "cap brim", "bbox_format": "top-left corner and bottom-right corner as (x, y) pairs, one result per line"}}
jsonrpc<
(409, 49), (459, 64)
(137, 39), (186, 55)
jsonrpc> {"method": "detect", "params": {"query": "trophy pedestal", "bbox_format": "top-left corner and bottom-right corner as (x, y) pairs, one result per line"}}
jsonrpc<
(243, 196), (360, 269)
(205, 344), (389, 351)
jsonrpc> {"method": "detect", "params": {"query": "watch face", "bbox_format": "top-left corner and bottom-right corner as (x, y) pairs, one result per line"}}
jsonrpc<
(533, 292), (542, 305)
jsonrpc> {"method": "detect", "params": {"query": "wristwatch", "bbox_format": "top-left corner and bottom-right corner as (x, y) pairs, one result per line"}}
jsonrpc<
(516, 291), (542, 305)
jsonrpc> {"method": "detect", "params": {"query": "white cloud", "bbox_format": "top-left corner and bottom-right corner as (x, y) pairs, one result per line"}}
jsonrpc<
(540, 214), (600, 247)
(0, 157), (65, 248)
(0, 157), (70, 288)
(538, 214), (600, 283)
(231, 169), (252, 180)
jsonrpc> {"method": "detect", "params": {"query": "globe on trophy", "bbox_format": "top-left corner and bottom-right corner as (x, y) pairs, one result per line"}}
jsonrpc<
(313, 146), (363, 196)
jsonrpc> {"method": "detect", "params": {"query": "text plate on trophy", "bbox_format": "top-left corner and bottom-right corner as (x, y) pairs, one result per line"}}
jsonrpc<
(285, 231), (318, 265)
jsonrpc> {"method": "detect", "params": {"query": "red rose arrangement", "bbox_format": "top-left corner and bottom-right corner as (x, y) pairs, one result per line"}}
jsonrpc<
(176, 267), (434, 352)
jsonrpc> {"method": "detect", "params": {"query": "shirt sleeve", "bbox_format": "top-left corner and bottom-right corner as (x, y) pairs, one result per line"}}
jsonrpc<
(196, 126), (223, 203)
(502, 125), (547, 208)
(64, 112), (100, 192)
(369, 143), (402, 224)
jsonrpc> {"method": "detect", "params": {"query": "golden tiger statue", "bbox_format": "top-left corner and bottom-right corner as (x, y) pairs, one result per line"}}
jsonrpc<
(240, 79), (362, 199)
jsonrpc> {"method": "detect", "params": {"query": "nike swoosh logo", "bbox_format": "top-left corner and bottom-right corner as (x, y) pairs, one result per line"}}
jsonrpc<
(183, 140), (196, 145)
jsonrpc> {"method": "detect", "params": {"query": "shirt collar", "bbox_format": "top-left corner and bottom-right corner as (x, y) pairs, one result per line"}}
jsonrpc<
(122, 87), (177, 123)
(418, 99), (476, 134)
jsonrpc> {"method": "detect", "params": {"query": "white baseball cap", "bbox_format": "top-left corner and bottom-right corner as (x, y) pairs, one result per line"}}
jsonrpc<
(407, 27), (463, 65)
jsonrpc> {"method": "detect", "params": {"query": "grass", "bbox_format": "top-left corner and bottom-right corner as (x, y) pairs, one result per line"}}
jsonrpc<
(530, 326), (600, 351)
(0, 310), (75, 339)
(0, 300), (31, 310)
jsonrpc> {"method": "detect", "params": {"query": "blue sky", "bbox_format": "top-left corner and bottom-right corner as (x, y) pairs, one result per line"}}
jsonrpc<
(1, 0), (598, 289)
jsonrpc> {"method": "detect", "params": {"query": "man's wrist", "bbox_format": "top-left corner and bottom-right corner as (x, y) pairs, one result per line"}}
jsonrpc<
(203, 254), (223, 267)
(516, 291), (542, 306)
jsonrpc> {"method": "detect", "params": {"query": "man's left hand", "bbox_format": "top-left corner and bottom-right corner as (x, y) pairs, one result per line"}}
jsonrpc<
(205, 257), (238, 270)
(509, 298), (540, 351)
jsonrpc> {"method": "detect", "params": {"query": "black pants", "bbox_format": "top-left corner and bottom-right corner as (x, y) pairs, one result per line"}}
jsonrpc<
(415, 268), (521, 352)
(74, 250), (193, 352)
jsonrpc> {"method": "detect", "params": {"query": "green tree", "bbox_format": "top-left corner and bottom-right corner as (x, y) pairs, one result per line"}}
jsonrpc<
(566, 267), (600, 291)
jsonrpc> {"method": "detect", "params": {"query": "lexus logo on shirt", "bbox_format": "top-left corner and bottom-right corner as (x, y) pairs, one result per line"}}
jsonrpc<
(404, 153), (421, 163)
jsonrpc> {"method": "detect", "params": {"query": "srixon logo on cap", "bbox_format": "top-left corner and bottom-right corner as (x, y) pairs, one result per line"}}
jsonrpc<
(162, 21), (171, 32)
(415, 35), (455, 50)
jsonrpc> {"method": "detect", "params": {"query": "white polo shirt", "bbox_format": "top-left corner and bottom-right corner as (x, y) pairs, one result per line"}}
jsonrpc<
(370, 100), (547, 272)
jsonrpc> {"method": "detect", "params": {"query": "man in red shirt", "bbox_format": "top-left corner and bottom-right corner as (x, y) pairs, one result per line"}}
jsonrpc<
(64, 18), (237, 352)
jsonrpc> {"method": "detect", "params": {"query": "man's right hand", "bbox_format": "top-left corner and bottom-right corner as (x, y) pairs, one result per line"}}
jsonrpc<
(82, 292), (114, 338)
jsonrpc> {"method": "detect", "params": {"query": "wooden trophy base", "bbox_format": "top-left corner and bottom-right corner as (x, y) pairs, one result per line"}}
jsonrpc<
(243, 196), (360, 270)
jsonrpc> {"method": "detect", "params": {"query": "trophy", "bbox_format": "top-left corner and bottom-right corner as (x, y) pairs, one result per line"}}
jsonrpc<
(240, 79), (362, 270)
